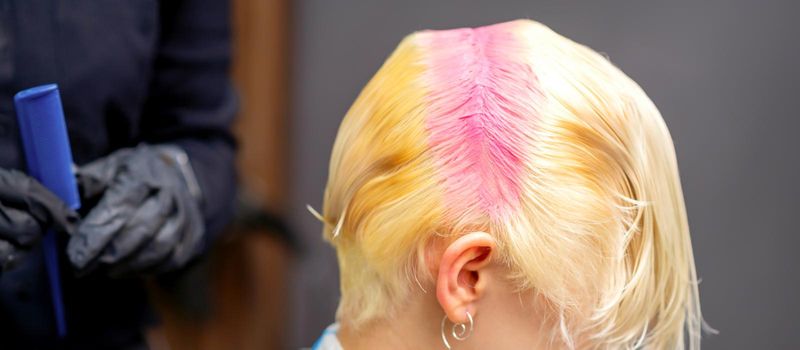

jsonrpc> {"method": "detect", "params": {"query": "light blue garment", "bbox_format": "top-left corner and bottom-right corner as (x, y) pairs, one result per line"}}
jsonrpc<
(311, 324), (343, 350)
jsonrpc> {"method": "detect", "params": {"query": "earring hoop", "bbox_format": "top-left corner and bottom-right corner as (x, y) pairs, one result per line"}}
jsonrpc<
(440, 311), (474, 349)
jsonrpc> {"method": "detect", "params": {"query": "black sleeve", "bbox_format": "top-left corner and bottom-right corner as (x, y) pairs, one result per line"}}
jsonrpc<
(140, 0), (237, 244)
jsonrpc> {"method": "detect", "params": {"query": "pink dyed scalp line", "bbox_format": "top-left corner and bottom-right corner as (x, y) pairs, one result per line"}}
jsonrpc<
(421, 21), (542, 220)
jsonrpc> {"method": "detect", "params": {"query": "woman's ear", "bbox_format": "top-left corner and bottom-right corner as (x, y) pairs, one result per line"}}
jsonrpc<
(436, 231), (495, 324)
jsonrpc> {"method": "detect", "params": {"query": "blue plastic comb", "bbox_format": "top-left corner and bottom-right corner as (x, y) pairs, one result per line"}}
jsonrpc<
(14, 84), (80, 338)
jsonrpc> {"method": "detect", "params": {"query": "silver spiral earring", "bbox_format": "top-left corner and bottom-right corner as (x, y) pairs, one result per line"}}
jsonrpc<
(440, 311), (474, 349)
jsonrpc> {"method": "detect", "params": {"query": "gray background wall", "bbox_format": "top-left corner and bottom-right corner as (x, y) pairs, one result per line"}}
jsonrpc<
(287, 1), (800, 348)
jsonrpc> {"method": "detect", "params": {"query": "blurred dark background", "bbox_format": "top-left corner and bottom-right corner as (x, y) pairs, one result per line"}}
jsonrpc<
(153, 1), (799, 349)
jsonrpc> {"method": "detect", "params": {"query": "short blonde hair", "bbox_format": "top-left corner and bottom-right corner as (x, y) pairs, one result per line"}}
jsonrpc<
(319, 19), (704, 349)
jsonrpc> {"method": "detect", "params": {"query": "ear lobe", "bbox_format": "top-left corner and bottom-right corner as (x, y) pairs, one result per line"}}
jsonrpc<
(436, 231), (496, 324)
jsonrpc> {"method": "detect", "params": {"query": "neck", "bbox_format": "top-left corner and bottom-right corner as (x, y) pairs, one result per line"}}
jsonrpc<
(335, 266), (551, 350)
(337, 293), (442, 350)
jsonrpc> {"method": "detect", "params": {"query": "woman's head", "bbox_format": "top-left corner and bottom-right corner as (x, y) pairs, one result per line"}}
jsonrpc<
(319, 19), (703, 349)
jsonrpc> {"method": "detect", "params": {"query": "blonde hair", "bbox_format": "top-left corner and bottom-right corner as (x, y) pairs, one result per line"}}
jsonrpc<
(318, 19), (704, 349)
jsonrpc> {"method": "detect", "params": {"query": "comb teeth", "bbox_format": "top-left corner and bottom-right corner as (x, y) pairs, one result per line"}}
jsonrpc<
(421, 22), (542, 220)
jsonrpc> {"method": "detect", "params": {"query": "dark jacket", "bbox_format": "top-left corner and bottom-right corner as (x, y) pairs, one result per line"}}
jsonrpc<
(0, 0), (236, 348)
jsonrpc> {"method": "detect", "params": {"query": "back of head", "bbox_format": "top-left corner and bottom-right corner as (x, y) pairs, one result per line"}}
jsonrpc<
(320, 19), (703, 349)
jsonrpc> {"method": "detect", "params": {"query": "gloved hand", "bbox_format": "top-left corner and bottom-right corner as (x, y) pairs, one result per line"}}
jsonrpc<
(67, 144), (205, 276)
(0, 169), (78, 273)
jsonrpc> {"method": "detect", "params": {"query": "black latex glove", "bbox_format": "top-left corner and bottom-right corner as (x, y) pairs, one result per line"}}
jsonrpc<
(0, 169), (78, 273)
(67, 144), (205, 276)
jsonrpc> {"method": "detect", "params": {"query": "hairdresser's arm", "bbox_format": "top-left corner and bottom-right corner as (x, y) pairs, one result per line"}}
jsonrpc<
(66, 0), (237, 275)
(139, 0), (238, 242)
